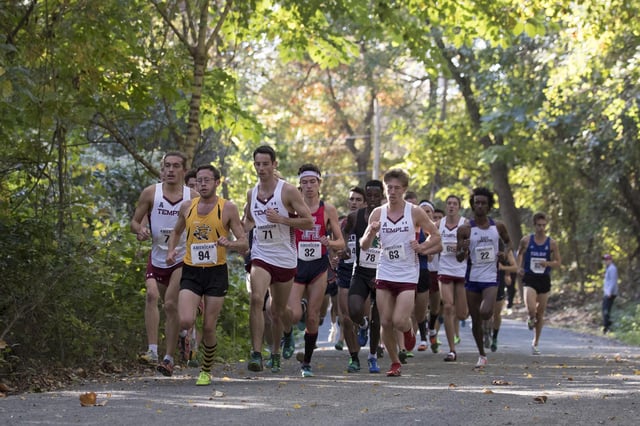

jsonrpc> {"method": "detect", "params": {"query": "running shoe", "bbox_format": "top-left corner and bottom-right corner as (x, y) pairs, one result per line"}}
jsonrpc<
(368, 357), (380, 373)
(444, 351), (457, 362)
(282, 332), (295, 359)
(347, 358), (361, 373)
(301, 364), (314, 377)
(532, 345), (541, 355)
(429, 334), (439, 353)
(490, 337), (498, 352)
(386, 362), (402, 377)
(334, 340), (344, 351)
(270, 353), (281, 373)
(138, 349), (158, 365)
(454, 335), (461, 345)
(417, 341), (428, 351)
(406, 351), (414, 358)
(358, 317), (369, 347)
(403, 329), (416, 352)
(195, 371), (211, 386)
(247, 351), (263, 372)
(377, 345), (385, 358)
(157, 359), (174, 377)
(399, 350), (408, 364)
(475, 355), (488, 368)
(527, 317), (536, 330)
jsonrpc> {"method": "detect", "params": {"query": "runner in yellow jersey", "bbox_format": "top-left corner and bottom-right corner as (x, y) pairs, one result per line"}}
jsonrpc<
(167, 164), (248, 385)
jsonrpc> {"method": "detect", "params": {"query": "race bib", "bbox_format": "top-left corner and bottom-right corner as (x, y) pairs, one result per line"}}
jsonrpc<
(344, 240), (357, 264)
(190, 242), (217, 265)
(530, 257), (546, 274)
(256, 224), (281, 245)
(443, 242), (457, 254)
(158, 228), (173, 249)
(359, 247), (381, 268)
(384, 244), (406, 262)
(298, 241), (322, 261)
(475, 245), (495, 263)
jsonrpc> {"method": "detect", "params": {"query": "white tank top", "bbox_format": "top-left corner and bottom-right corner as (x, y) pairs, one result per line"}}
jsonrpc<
(250, 179), (297, 269)
(376, 202), (419, 283)
(437, 216), (467, 277)
(150, 183), (191, 268)
(467, 219), (500, 283)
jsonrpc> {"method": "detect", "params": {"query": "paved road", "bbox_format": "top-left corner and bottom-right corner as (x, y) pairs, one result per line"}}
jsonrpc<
(2, 318), (639, 425)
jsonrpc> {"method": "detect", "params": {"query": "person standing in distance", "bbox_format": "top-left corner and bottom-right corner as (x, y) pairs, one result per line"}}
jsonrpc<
(130, 151), (197, 375)
(166, 164), (248, 385)
(516, 212), (561, 355)
(243, 145), (314, 372)
(456, 187), (511, 368)
(360, 169), (441, 377)
(601, 254), (618, 334)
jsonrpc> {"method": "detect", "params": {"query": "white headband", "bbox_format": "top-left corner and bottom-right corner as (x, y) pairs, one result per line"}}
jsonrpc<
(419, 201), (434, 211)
(298, 170), (321, 180)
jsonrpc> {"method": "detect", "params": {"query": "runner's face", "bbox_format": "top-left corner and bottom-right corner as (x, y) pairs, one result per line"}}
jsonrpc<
(348, 191), (365, 211)
(196, 170), (219, 198)
(186, 178), (197, 190)
(534, 220), (547, 234)
(446, 197), (460, 216)
(433, 211), (444, 222)
(253, 153), (276, 180)
(472, 195), (490, 217)
(365, 187), (383, 209)
(299, 176), (320, 198)
(421, 205), (434, 220)
(163, 155), (185, 183)
(384, 178), (406, 204)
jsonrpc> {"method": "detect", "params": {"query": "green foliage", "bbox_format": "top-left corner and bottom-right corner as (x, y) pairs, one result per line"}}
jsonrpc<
(616, 302), (640, 346)
(0, 215), (144, 371)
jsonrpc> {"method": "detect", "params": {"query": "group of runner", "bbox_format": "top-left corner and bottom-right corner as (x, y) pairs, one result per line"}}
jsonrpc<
(131, 146), (561, 384)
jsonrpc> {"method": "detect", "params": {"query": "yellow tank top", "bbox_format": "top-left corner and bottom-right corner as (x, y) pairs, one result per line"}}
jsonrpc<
(184, 197), (228, 267)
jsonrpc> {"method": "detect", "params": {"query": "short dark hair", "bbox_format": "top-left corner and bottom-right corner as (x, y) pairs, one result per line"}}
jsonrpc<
(184, 169), (197, 183)
(533, 212), (547, 223)
(196, 164), (221, 180)
(297, 163), (322, 178)
(445, 194), (462, 206)
(162, 151), (188, 169)
(404, 191), (418, 201)
(383, 168), (409, 187)
(350, 186), (365, 198)
(365, 179), (383, 190)
(253, 145), (276, 162)
(470, 187), (494, 209)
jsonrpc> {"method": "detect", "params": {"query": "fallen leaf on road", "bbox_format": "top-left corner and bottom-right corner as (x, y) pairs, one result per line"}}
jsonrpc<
(212, 391), (224, 398)
(525, 373), (533, 379)
(492, 380), (511, 386)
(79, 392), (97, 407)
(293, 403), (302, 409)
(533, 395), (548, 404)
(634, 370), (640, 375)
(360, 408), (368, 413)
(483, 388), (494, 394)
(614, 354), (622, 362)
(448, 383), (457, 388)
(567, 377), (574, 381)
(221, 377), (231, 381)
